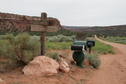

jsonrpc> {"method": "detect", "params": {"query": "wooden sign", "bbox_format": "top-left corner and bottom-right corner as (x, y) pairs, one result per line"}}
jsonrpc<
(31, 13), (59, 32)
(30, 12), (60, 55)
(31, 25), (59, 32)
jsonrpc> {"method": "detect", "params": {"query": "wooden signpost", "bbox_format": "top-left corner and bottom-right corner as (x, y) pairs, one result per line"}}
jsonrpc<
(31, 12), (59, 55)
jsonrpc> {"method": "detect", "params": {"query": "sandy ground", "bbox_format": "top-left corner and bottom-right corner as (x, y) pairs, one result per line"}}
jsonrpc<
(0, 50), (93, 84)
(88, 36), (126, 84)
(0, 36), (126, 84)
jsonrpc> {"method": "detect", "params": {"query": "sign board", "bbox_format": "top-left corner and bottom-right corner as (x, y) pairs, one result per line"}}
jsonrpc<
(30, 12), (60, 55)
(31, 25), (59, 32)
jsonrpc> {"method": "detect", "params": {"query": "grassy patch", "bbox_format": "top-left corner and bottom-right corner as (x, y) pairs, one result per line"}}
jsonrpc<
(46, 42), (72, 50)
(100, 36), (126, 44)
(92, 40), (115, 54)
(46, 39), (115, 54)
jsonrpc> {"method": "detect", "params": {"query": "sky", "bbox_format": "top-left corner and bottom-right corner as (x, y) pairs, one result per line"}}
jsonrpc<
(0, 0), (126, 26)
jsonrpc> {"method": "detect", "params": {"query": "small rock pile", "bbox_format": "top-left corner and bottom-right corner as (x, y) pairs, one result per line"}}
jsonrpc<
(22, 55), (70, 77)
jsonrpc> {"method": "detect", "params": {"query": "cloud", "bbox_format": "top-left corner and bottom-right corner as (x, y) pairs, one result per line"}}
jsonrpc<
(0, 0), (126, 26)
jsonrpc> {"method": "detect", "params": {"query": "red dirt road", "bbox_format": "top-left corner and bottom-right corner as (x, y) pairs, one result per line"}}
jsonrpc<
(88, 36), (126, 84)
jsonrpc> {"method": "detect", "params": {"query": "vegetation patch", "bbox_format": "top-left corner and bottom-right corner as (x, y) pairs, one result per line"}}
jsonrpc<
(0, 33), (40, 70)
(92, 40), (115, 54)
(47, 34), (77, 42)
(46, 42), (72, 50)
(46, 52), (59, 61)
(85, 52), (101, 69)
(100, 36), (126, 44)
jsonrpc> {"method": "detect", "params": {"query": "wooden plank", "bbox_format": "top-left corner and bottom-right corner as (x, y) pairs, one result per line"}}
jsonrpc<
(31, 25), (46, 31)
(33, 21), (49, 26)
(46, 26), (59, 32)
(31, 25), (59, 32)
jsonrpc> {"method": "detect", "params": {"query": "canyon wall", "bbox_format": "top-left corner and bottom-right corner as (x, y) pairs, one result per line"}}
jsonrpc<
(0, 12), (61, 32)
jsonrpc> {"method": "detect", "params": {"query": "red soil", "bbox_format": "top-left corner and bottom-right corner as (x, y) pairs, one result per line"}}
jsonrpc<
(0, 36), (126, 84)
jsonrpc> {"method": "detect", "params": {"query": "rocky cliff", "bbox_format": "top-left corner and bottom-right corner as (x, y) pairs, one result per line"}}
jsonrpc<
(0, 12), (61, 32)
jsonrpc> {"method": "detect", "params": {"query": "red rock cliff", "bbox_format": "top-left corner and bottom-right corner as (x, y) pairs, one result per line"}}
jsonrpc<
(0, 12), (61, 32)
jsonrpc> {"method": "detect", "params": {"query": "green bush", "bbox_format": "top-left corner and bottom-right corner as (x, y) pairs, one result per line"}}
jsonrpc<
(0, 32), (40, 70)
(85, 52), (101, 68)
(0, 36), (17, 69)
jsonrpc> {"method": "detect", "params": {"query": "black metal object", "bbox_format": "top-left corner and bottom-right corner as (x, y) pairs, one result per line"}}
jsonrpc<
(87, 40), (95, 48)
(73, 41), (88, 51)
(71, 45), (84, 51)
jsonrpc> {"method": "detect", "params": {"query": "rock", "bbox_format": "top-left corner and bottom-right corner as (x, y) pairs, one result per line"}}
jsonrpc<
(84, 59), (90, 67)
(0, 78), (6, 84)
(70, 60), (76, 65)
(22, 56), (59, 76)
(0, 69), (5, 73)
(58, 55), (70, 72)
(0, 78), (3, 82)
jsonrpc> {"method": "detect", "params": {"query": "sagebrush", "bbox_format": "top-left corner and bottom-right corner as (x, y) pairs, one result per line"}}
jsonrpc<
(0, 33), (40, 70)
(85, 52), (101, 68)
(47, 34), (76, 42)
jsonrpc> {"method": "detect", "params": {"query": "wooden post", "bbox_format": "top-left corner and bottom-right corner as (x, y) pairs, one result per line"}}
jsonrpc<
(89, 47), (92, 54)
(41, 32), (46, 55)
(41, 13), (47, 20)
(30, 12), (59, 55)
(41, 13), (47, 55)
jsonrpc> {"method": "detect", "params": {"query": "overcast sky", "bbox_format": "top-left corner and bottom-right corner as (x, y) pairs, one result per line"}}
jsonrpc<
(0, 0), (126, 26)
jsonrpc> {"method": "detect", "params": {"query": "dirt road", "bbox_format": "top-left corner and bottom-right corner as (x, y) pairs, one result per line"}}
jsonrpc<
(88, 36), (126, 84)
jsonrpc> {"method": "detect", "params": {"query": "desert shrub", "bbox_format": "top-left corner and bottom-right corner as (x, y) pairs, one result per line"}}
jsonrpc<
(0, 44), (15, 60)
(47, 34), (76, 42)
(48, 36), (59, 42)
(0, 32), (41, 70)
(31, 35), (40, 41)
(65, 37), (73, 42)
(16, 34), (40, 64)
(2, 33), (15, 44)
(85, 52), (101, 68)
(0, 38), (17, 69)
(46, 52), (59, 61)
